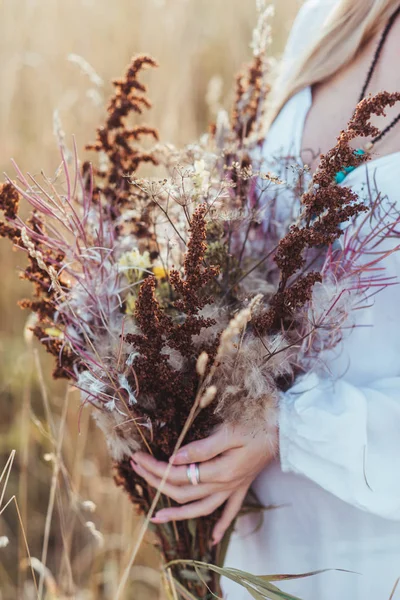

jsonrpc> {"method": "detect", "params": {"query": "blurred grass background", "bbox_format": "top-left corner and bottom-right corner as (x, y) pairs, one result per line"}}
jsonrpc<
(0, 1), (298, 598)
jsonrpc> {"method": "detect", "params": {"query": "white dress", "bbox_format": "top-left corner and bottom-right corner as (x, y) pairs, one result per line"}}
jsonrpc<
(223, 2), (400, 599)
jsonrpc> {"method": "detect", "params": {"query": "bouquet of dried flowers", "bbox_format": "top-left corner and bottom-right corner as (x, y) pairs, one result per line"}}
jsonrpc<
(2, 2), (400, 598)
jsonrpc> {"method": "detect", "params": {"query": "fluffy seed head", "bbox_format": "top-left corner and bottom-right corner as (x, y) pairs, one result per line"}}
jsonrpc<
(196, 351), (209, 376)
(200, 385), (217, 409)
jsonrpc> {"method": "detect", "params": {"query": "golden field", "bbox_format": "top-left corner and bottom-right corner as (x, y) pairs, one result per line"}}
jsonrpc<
(0, 1), (298, 598)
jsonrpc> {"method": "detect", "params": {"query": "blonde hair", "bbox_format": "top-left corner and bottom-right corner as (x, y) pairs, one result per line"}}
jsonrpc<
(268, 0), (400, 125)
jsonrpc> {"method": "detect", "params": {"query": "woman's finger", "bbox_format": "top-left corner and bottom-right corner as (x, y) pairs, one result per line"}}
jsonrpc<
(151, 491), (230, 523)
(170, 427), (243, 466)
(132, 452), (189, 485)
(133, 451), (244, 485)
(131, 460), (226, 503)
(211, 483), (249, 546)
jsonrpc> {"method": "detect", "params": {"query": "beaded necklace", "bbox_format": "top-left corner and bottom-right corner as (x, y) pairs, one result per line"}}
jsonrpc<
(335, 5), (400, 184)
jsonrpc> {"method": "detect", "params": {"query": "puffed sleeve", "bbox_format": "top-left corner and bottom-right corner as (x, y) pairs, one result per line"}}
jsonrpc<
(279, 163), (400, 520)
(279, 373), (400, 519)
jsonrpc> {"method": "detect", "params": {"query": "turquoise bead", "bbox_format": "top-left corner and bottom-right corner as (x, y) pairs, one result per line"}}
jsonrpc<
(335, 171), (347, 184)
(334, 148), (366, 183)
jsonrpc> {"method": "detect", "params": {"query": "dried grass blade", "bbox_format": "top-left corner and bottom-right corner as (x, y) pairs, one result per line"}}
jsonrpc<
(389, 577), (400, 600)
(0, 449), (15, 509)
(166, 560), (307, 600)
(0, 494), (39, 596)
(170, 578), (199, 600)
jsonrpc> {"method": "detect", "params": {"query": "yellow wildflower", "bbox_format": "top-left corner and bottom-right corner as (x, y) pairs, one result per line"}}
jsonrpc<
(44, 327), (64, 339)
(153, 265), (168, 280)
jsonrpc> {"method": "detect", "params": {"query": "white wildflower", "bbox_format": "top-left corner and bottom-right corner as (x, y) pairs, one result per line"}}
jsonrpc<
(0, 536), (9, 548)
(118, 248), (152, 283)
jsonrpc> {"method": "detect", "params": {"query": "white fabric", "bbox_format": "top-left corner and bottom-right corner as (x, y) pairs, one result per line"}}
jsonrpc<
(223, 2), (400, 599)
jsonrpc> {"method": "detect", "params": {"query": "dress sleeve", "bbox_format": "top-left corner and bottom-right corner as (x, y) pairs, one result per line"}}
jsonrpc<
(278, 183), (400, 520)
(273, 7), (400, 520)
(279, 373), (400, 520)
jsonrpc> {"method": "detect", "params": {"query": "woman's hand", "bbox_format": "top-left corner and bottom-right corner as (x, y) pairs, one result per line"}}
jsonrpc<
(130, 423), (277, 545)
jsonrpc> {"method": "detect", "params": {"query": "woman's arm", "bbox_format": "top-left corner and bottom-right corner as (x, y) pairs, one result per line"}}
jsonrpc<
(280, 371), (400, 519)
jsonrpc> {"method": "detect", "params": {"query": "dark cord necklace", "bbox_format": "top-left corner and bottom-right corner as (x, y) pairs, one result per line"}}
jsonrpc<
(359, 5), (400, 146)
(335, 5), (400, 183)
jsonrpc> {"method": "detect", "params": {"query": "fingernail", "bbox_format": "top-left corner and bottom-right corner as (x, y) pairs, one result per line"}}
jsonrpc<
(170, 450), (188, 464)
(151, 513), (169, 524)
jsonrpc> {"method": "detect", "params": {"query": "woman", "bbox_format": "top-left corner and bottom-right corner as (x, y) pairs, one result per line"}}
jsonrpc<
(131, 1), (400, 597)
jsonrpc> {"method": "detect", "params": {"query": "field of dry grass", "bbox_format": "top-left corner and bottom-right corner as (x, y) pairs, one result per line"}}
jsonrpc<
(0, 1), (298, 598)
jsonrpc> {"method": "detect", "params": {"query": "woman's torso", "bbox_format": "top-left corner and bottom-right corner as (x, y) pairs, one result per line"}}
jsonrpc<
(223, 2), (400, 598)
(223, 85), (400, 600)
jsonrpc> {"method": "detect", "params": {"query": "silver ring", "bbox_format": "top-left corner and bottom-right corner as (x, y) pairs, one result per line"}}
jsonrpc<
(186, 463), (200, 486)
